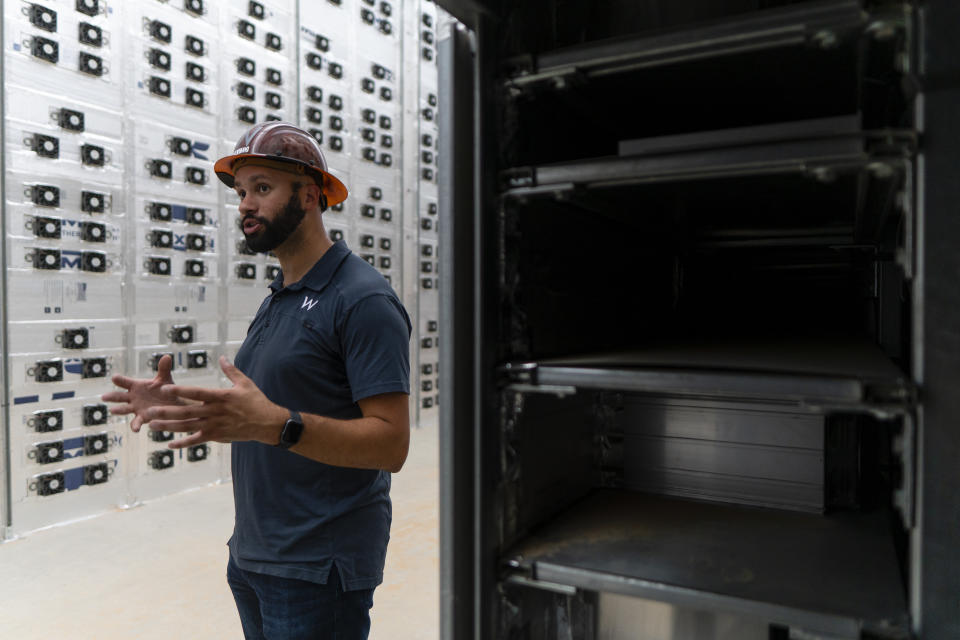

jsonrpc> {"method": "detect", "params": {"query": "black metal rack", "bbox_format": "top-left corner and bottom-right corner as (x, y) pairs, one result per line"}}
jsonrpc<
(437, 0), (960, 637)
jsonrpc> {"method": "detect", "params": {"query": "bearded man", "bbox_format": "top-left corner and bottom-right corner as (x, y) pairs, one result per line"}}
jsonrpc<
(103, 122), (412, 640)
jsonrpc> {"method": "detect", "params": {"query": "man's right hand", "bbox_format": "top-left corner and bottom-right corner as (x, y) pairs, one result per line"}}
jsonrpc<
(101, 355), (183, 432)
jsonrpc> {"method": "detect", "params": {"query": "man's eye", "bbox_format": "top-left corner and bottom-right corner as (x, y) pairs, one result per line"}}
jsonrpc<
(258, 184), (270, 192)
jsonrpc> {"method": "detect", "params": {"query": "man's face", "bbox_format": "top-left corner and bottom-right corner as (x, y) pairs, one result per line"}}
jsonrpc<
(234, 165), (308, 253)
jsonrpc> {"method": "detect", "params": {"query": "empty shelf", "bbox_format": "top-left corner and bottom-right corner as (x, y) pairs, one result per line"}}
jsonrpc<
(502, 336), (913, 410)
(501, 115), (914, 194)
(505, 0), (869, 87)
(505, 489), (908, 638)
(618, 115), (862, 158)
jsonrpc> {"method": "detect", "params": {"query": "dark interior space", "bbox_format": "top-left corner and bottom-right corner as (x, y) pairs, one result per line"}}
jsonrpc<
(505, 47), (860, 166)
(504, 168), (909, 362)
(502, 35), (911, 168)
(495, 0), (824, 58)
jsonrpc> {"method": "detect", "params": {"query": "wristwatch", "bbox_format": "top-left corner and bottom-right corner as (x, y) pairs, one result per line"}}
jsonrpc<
(277, 410), (304, 449)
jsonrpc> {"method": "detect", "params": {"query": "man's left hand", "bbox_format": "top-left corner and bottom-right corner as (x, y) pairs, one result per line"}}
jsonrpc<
(142, 356), (287, 449)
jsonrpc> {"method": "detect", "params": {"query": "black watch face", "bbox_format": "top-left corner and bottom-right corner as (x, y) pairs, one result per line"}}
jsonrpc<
(280, 417), (304, 447)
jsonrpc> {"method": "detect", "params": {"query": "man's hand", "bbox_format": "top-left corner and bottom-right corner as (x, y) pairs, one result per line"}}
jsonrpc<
(140, 356), (287, 449)
(101, 354), (183, 433)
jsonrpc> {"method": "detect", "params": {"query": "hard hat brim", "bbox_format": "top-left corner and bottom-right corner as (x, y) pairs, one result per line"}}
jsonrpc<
(214, 153), (349, 207)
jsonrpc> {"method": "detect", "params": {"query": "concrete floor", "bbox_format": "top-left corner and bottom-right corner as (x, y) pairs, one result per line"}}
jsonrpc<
(0, 424), (439, 640)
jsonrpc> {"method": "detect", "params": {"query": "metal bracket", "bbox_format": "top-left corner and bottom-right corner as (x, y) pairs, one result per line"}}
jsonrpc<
(501, 359), (578, 397)
(892, 413), (916, 529)
(865, 381), (918, 407)
(500, 361), (537, 384)
(507, 383), (577, 398)
(501, 166), (536, 190)
(504, 574), (578, 597)
(499, 391), (526, 544)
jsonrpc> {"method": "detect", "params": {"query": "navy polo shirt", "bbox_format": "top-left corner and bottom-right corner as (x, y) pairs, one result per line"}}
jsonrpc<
(229, 240), (411, 591)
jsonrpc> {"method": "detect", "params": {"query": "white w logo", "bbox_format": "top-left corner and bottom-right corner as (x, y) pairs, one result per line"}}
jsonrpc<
(301, 296), (319, 311)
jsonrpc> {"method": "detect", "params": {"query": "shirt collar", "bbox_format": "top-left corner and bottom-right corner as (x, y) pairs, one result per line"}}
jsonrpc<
(268, 240), (352, 293)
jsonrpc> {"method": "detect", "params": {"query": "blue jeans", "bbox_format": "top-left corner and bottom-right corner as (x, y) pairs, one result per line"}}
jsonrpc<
(227, 554), (374, 640)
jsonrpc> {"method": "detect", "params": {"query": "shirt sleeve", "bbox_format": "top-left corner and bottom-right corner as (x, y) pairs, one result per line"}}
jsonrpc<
(340, 293), (412, 402)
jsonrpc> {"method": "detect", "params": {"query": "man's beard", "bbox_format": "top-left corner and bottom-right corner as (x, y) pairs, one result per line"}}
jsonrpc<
(243, 191), (307, 253)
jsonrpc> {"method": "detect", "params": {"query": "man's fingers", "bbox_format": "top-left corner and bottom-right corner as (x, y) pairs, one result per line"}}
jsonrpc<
(131, 415), (143, 433)
(156, 354), (174, 382)
(160, 384), (223, 403)
(148, 417), (203, 432)
(144, 403), (213, 422)
(110, 374), (136, 390)
(219, 356), (247, 384)
(168, 430), (209, 449)
(109, 404), (135, 416)
(101, 390), (129, 403)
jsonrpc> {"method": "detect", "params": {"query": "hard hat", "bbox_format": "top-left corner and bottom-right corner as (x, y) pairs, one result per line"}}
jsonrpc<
(214, 122), (348, 206)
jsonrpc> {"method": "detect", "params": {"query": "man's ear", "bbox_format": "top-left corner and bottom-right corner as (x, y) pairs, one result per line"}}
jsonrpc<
(302, 182), (323, 210)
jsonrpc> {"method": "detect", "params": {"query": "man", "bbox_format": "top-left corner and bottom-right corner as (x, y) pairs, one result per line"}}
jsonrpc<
(102, 121), (412, 640)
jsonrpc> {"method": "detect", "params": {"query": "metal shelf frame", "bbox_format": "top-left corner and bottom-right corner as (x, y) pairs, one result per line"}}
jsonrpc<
(501, 0), (902, 87)
(504, 489), (910, 639)
(501, 337), (915, 413)
(501, 115), (914, 195)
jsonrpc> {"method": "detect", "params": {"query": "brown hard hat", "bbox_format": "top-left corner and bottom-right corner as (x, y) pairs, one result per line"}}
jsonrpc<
(214, 122), (348, 206)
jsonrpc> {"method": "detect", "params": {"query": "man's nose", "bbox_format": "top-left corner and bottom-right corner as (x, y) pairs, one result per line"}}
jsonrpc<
(239, 193), (255, 214)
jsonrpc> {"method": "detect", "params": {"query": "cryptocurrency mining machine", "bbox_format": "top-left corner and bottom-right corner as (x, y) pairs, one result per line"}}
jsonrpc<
(0, 0), (445, 537)
(437, 0), (958, 639)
